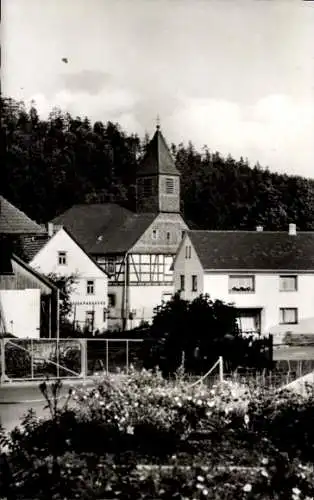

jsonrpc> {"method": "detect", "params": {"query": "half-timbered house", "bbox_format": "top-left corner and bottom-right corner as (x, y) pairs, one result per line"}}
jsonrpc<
(50, 125), (188, 329)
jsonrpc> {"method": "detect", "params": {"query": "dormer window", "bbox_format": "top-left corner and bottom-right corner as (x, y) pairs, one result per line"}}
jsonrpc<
(143, 178), (153, 196)
(165, 177), (174, 194)
(58, 251), (67, 265)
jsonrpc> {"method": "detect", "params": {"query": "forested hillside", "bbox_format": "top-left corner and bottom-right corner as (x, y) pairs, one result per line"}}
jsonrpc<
(1, 96), (314, 230)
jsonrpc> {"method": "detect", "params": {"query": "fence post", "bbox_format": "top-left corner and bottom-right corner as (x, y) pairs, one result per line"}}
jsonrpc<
(81, 339), (87, 378)
(219, 356), (224, 383)
(56, 338), (60, 378)
(0, 339), (5, 383)
(106, 339), (109, 374)
(31, 339), (34, 380)
(126, 340), (129, 374)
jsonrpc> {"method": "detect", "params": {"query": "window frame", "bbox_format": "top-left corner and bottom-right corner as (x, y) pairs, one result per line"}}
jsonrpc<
(192, 274), (198, 292)
(228, 275), (255, 293)
(279, 307), (298, 325)
(58, 251), (67, 266)
(279, 275), (298, 292)
(86, 279), (95, 295)
(185, 245), (191, 259)
(108, 293), (116, 308)
(180, 274), (185, 291)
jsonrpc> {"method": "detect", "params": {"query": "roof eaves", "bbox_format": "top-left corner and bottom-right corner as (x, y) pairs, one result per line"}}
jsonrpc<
(12, 254), (61, 292)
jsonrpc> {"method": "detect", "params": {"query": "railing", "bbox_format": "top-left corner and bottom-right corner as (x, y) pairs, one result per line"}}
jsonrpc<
(0, 337), (144, 383)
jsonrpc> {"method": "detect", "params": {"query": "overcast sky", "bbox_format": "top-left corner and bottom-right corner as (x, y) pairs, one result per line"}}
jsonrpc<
(2, 0), (314, 178)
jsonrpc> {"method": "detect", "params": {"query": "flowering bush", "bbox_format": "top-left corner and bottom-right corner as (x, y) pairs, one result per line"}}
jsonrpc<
(1, 369), (314, 499)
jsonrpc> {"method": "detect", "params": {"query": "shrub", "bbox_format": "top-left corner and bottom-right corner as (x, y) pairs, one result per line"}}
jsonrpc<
(2, 370), (314, 499)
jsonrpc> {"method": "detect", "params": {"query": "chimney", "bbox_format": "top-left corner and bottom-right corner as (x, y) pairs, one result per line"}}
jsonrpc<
(256, 226), (263, 232)
(47, 222), (54, 237)
(289, 223), (297, 236)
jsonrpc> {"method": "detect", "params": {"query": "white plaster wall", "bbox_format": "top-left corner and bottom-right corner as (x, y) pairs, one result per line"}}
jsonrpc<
(173, 234), (204, 300)
(129, 285), (174, 324)
(30, 229), (108, 331)
(0, 289), (40, 338)
(203, 273), (314, 336)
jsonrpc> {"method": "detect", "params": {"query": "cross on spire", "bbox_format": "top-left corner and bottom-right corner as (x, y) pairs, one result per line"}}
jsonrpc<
(156, 114), (161, 130)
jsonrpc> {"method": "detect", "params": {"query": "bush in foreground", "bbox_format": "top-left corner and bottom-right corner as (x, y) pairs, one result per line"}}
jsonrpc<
(1, 369), (314, 499)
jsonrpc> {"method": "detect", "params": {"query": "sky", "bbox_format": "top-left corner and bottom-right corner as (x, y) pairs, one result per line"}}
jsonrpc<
(2, 0), (314, 178)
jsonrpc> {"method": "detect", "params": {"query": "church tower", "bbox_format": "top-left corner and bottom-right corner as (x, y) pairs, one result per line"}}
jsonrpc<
(136, 124), (180, 213)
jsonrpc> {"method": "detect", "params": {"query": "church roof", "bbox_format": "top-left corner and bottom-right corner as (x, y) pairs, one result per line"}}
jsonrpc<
(52, 203), (156, 255)
(137, 126), (180, 177)
(0, 196), (45, 235)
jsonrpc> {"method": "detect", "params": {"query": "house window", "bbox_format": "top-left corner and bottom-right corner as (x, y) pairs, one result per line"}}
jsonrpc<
(181, 231), (185, 240)
(58, 251), (67, 265)
(180, 274), (185, 291)
(86, 280), (95, 295)
(185, 245), (191, 259)
(229, 275), (255, 293)
(279, 275), (297, 292)
(143, 178), (153, 196)
(103, 308), (107, 322)
(108, 293), (116, 308)
(166, 231), (171, 241)
(165, 177), (175, 194)
(107, 258), (115, 275)
(152, 229), (158, 240)
(280, 308), (298, 324)
(192, 275), (198, 292)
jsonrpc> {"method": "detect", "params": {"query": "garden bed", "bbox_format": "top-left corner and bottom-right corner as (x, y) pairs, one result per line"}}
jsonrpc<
(1, 369), (314, 499)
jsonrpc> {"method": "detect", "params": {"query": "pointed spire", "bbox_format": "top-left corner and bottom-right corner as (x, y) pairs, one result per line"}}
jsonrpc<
(137, 122), (180, 177)
(156, 114), (161, 131)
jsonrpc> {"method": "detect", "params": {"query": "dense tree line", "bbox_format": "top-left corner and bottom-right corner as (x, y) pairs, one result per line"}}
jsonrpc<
(1, 96), (314, 229)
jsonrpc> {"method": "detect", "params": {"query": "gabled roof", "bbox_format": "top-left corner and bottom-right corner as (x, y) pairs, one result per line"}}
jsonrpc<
(23, 227), (109, 276)
(188, 230), (314, 271)
(137, 126), (180, 177)
(0, 196), (45, 234)
(52, 203), (156, 255)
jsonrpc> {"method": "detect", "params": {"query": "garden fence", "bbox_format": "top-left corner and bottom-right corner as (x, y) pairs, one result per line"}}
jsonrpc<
(187, 367), (306, 390)
(0, 337), (144, 383)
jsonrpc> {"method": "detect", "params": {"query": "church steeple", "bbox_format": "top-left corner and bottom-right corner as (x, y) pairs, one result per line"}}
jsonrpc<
(136, 125), (181, 213)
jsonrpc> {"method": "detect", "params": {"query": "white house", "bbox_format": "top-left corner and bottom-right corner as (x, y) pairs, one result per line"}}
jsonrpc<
(173, 225), (314, 343)
(0, 195), (58, 339)
(28, 227), (109, 333)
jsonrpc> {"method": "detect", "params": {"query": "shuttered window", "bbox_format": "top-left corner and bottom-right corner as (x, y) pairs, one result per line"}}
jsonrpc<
(165, 177), (175, 194)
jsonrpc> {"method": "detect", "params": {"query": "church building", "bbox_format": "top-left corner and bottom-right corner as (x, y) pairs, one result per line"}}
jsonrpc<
(50, 125), (188, 330)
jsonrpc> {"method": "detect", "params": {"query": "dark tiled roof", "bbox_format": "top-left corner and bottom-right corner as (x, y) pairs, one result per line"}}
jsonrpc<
(0, 196), (45, 234)
(22, 234), (49, 262)
(52, 204), (156, 255)
(137, 127), (180, 177)
(188, 230), (314, 271)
